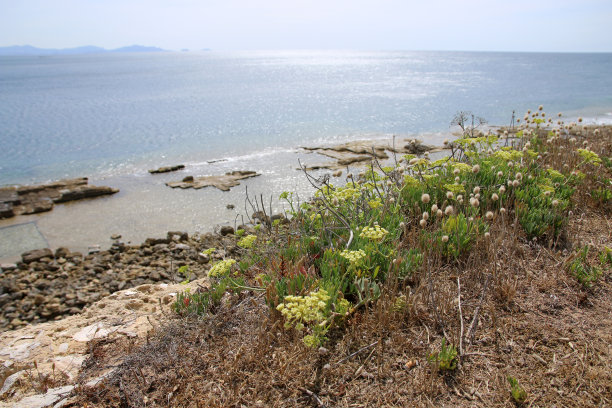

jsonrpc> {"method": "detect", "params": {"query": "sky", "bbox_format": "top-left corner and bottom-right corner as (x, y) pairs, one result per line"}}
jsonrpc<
(1, 0), (611, 52)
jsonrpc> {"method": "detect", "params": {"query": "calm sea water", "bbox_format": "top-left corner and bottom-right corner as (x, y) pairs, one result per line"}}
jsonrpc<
(1, 50), (611, 257)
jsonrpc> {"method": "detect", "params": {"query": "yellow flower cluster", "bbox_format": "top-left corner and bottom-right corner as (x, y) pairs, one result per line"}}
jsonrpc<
(334, 186), (361, 202)
(340, 249), (367, 265)
(493, 148), (523, 162)
(201, 247), (216, 256)
(577, 148), (602, 166)
(302, 334), (322, 348)
(276, 289), (330, 330)
(443, 183), (465, 195)
(208, 259), (236, 277)
(359, 223), (388, 241)
(237, 234), (257, 249)
(336, 298), (351, 315)
(368, 199), (382, 209)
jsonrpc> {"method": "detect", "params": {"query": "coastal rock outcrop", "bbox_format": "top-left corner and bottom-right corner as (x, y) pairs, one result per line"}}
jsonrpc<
(166, 170), (260, 191)
(148, 164), (185, 174)
(0, 277), (210, 407)
(301, 138), (443, 170)
(0, 230), (242, 332)
(0, 178), (119, 219)
(0, 223), (252, 405)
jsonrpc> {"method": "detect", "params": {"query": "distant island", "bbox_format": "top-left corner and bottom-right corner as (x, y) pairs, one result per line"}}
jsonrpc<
(0, 44), (166, 56)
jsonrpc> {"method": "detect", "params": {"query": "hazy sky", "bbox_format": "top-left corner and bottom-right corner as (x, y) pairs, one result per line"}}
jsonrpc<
(1, 0), (611, 52)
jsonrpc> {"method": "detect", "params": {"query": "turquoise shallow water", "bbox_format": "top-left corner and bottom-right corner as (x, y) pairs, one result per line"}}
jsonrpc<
(1, 50), (611, 258)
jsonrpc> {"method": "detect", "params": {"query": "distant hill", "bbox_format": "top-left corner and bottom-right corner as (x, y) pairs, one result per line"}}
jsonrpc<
(0, 45), (165, 56)
(111, 45), (165, 53)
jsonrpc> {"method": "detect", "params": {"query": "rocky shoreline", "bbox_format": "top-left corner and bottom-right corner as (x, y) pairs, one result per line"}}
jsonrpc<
(0, 229), (248, 332)
(300, 137), (444, 170)
(0, 136), (447, 333)
(0, 178), (118, 220)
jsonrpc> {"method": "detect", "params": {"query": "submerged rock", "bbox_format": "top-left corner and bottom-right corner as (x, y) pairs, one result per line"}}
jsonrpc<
(148, 164), (185, 174)
(166, 170), (260, 191)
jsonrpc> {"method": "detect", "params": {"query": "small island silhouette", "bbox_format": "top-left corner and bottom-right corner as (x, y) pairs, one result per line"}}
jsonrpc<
(0, 44), (166, 56)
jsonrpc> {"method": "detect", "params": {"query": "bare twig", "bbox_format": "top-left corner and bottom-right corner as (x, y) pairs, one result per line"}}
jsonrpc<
(467, 274), (491, 345)
(299, 387), (327, 408)
(457, 276), (464, 357)
(334, 341), (379, 366)
(298, 159), (354, 248)
(260, 194), (270, 228)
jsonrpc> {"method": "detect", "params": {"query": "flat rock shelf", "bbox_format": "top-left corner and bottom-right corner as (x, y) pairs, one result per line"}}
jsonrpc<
(0, 178), (119, 219)
(166, 170), (260, 191)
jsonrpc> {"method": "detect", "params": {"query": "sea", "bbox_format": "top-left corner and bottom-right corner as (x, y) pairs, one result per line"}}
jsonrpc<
(1, 50), (612, 259)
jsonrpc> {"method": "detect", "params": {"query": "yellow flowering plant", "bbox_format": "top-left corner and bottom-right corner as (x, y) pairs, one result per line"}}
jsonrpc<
(237, 234), (257, 249)
(208, 259), (237, 278)
(359, 223), (389, 241)
(276, 288), (330, 330)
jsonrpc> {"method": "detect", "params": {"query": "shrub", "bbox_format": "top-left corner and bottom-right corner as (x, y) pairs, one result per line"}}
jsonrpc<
(567, 246), (602, 288)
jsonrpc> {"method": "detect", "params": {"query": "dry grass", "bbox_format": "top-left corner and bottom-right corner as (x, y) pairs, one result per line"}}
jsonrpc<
(67, 125), (611, 408)
(68, 216), (611, 408)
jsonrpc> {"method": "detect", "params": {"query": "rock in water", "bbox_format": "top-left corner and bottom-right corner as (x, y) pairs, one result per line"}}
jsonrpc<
(0, 178), (119, 219)
(148, 164), (185, 174)
(166, 171), (260, 191)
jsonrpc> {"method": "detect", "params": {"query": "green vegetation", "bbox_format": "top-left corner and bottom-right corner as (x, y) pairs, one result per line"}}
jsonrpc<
(507, 375), (528, 404)
(427, 338), (458, 372)
(72, 107), (611, 407)
(173, 107), (610, 352)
